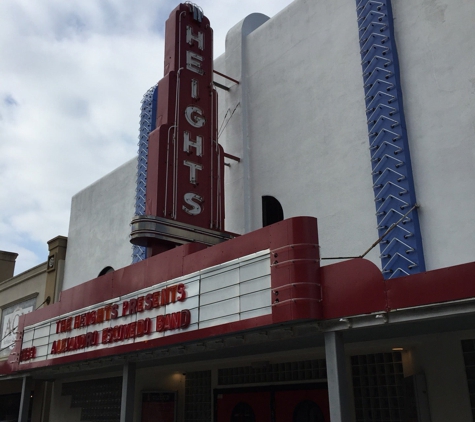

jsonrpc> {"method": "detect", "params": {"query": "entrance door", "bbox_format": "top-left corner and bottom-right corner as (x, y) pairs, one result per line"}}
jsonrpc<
(275, 388), (330, 422)
(216, 391), (272, 422)
(215, 386), (329, 422)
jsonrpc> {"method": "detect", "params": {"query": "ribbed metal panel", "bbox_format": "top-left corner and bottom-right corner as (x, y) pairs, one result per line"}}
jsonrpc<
(356, 0), (425, 278)
(132, 85), (158, 264)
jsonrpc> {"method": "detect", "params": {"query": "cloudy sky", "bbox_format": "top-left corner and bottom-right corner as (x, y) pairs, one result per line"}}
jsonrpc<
(0, 0), (295, 275)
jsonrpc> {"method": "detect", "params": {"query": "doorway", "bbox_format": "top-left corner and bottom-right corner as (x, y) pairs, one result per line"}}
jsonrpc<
(215, 384), (329, 422)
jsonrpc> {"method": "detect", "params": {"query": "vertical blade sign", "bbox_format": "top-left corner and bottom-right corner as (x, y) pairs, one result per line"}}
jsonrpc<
(132, 3), (231, 253)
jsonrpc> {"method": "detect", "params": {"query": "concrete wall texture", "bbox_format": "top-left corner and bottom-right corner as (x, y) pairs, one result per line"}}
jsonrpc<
(63, 159), (136, 289)
(215, 0), (380, 267)
(391, 0), (475, 270)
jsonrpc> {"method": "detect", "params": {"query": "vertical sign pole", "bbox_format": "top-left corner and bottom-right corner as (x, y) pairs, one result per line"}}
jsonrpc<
(120, 362), (136, 422)
(18, 376), (32, 422)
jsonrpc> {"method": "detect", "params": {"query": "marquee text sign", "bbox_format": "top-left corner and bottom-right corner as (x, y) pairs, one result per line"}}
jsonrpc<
(1, 299), (35, 358)
(146, 3), (224, 230)
(19, 251), (271, 364)
(49, 282), (188, 356)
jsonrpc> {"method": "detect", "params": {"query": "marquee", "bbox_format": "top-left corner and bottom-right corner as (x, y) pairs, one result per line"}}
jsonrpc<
(13, 217), (323, 371)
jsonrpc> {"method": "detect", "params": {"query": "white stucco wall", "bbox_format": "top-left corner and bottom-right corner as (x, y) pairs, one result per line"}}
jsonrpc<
(63, 158), (136, 290)
(216, 0), (381, 266)
(415, 332), (473, 422)
(216, 0), (475, 271)
(392, 0), (475, 271)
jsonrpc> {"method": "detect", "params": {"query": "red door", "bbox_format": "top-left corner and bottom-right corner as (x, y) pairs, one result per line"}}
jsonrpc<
(216, 387), (329, 422)
(275, 388), (329, 422)
(216, 391), (272, 422)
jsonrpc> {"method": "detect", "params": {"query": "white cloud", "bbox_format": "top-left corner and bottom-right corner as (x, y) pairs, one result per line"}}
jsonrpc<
(0, 0), (295, 276)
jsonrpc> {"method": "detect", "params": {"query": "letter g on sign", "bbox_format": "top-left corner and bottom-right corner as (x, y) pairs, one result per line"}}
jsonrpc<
(185, 106), (205, 128)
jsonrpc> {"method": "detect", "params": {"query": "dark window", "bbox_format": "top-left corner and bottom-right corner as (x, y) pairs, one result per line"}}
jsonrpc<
(62, 377), (121, 421)
(462, 339), (475, 420)
(0, 393), (21, 421)
(185, 371), (212, 422)
(293, 400), (324, 422)
(98, 266), (114, 277)
(262, 196), (284, 227)
(218, 359), (327, 385)
(351, 351), (415, 422)
(231, 402), (256, 422)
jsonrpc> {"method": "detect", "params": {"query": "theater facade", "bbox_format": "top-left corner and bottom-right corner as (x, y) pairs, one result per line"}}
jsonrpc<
(2, 1), (475, 422)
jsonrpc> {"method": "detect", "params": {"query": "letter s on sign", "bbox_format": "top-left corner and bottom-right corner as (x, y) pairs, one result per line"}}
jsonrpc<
(184, 106), (205, 128)
(182, 193), (203, 215)
(177, 283), (186, 301)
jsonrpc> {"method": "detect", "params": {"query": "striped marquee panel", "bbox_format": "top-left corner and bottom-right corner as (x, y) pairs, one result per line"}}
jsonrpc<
(356, 0), (425, 278)
(14, 217), (322, 371)
(20, 251), (272, 364)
